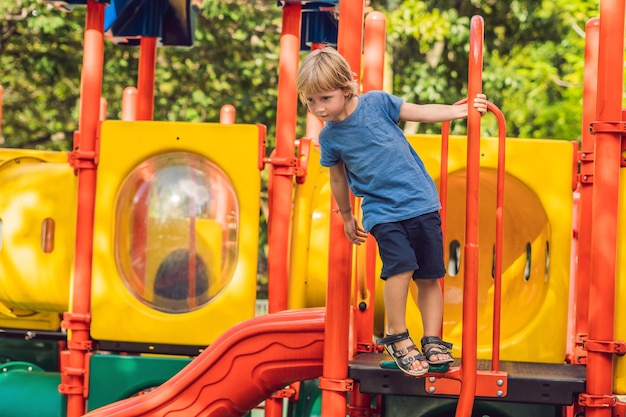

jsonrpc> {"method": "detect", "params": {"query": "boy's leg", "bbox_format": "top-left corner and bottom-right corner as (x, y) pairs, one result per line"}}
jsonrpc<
(415, 278), (451, 363)
(384, 271), (429, 373)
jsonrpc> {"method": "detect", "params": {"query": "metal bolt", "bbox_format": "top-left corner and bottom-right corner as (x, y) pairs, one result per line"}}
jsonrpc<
(428, 386), (436, 393)
(429, 377), (436, 383)
(497, 390), (503, 397)
(496, 379), (503, 386)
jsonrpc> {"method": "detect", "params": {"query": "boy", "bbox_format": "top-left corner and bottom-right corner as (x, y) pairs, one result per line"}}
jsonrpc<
(296, 47), (488, 376)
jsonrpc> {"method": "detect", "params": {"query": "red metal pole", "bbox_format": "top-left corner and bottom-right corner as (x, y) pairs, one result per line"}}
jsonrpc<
(121, 86), (138, 121)
(267, 2), (300, 313)
(220, 104), (236, 124)
(455, 15), (483, 417)
(585, 0), (624, 415)
(265, 5), (301, 417)
(571, 17), (599, 364)
(1, 84), (5, 139)
(305, 43), (326, 139)
(320, 1), (364, 416)
(490, 102), (507, 372)
(99, 97), (107, 122)
(136, 37), (157, 121)
(346, 11), (386, 416)
(362, 12), (386, 93)
(62, 2), (105, 416)
(354, 10), (385, 352)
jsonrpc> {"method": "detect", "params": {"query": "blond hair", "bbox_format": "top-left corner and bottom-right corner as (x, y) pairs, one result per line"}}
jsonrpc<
(296, 47), (358, 103)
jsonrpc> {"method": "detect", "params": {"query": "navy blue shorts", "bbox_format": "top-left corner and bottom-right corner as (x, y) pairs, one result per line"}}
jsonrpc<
(369, 211), (446, 280)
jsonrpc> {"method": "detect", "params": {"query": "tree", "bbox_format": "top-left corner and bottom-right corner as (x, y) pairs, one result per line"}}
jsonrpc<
(384, 0), (600, 140)
(0, 1), (282, 149)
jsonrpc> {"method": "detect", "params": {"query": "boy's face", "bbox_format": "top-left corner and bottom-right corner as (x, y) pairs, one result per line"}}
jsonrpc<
(304, 88), (351, 122)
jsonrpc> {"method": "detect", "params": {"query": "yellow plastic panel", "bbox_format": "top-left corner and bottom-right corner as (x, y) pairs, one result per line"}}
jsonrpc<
(403, 135), (574, 363)
(614, 169), (626, 393)
(0, 311), (61, 331)
(91, 121), (261, 346)
(292, 135), (574, 364)
(0, 149), (76, 329)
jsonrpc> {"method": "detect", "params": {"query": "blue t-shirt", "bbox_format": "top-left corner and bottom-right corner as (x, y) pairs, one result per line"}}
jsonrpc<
(319, 90), (441, 232)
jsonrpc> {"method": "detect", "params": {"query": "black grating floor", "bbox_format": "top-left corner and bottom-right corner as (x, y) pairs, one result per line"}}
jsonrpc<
(349, 353), (586, 406)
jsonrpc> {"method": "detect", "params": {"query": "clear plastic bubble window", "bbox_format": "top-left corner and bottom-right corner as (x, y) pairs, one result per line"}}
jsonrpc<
(115, 152), (239, 313)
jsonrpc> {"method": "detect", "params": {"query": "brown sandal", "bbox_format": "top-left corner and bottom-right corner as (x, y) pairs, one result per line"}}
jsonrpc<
(421, 336), (454, 365)
(377, 330), (429, 376)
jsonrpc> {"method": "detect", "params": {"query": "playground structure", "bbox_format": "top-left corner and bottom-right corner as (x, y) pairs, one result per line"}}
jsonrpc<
(1, 0), (626, 416)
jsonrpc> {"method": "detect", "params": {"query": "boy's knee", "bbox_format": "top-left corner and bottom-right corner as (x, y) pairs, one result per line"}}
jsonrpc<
(414, 278), (441, 289)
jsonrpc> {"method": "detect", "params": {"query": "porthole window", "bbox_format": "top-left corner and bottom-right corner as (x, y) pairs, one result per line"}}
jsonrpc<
(447, 240), (461, 277)
(544, 240), (550, 282)
(491, 244), (495, 279)
(115, 152), (239, 313)
(524, 242), (532, 281)
(41, 218), (55, 254)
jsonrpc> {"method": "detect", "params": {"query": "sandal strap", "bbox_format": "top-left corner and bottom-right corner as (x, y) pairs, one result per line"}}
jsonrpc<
(421, 336), (453, 351)
(421, 336), (453, 360)
(376, 329), (410, 346)
(392, 344), (419, 359)
(395, 346), (426, 368)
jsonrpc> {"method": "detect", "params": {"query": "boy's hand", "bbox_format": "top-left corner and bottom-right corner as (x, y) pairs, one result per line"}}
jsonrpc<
(343, 216), (368, 245)
(473, 93), (488, 116)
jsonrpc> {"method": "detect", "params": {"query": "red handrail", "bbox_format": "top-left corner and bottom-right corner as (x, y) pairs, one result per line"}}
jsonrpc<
(455, 14), (484, 417)
(489, 102), (507, 372)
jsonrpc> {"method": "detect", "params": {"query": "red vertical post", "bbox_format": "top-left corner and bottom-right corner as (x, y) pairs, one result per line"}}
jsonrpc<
(132, 38), (157, 288)
(136, 37), (157, 120)
(585, 0), (624, 416)
(99, 97), (107, 122)
(220, 104), (236, 124)
(455, 15), (483, 417)
(571, 17), (599, 364)
(267, 2), (300, 313)
(305, 43), (326, 139)
(122, 86), (138, 121)
(1, 84), (4, 139)
(348, 11), (386, 416)
(320, 1), (364, 416)
(62, 2), (105, 416)
(265, 4), (301, 417)
(354, 10), (385, 351)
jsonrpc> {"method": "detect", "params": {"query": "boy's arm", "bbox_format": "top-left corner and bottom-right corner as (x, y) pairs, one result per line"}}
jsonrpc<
(328, 163), (367, 245)
(399, 93), (487, 123)
(329, 163), (352, 215)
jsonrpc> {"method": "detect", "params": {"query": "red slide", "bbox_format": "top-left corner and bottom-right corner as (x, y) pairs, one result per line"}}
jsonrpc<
(84, 308), (326, 417)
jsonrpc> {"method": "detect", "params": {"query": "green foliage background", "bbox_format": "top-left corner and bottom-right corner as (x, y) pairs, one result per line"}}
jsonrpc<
(1, 1), (602, 147)
(0, 0), (602, 286)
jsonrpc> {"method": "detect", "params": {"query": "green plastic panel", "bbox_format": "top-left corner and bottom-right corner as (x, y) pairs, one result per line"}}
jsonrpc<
(0, 361), (64, 417)
(86, 353), (192, 411)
